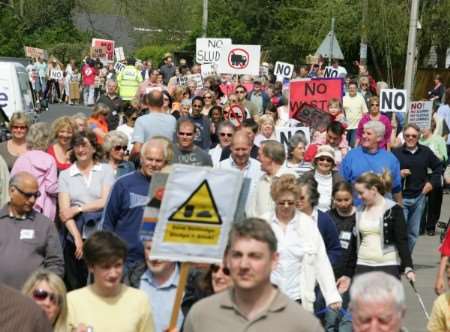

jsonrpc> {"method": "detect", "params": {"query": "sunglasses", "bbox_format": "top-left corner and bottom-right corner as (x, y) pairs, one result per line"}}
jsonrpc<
(277, 200), (296, 207)
(219, 133), (233, 137)
(14, 186), (41, 199)
(11, 125), (27, 130)
(178, 132), (193, 136)
(113, 145), (128, 152)
(204, 96), (212, 99)
(370, 104), (379, 107)
(236, 90), (245, 94)
(211, 264), (230, 276)
(317, 156), (333, 163)
(404, 134), (418, 138)
(32, 289), (60, 305)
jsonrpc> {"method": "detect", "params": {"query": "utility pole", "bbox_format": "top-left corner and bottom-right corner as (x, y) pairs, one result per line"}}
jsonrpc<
(329, 17), (335, 65)
(360, 0), (368, 65)
(202, 0), (208, 37)
(404, 0), (420, 100)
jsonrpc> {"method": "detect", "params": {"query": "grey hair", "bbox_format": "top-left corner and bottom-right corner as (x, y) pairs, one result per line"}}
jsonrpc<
(103, 130), (129, 155)
(260, 140), (286, 165)
(364, 120), (385, 139)
(297, 172), (320, 208)
(217, 120), (236, 134)
(287, 132), (308, 159)
(349, 272), (405, 312)
(141, 136), (174, 164)
(26, 122), (51, 150)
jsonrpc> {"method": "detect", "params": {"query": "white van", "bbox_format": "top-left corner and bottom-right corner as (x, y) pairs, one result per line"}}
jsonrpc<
(0, 61), (35, 120)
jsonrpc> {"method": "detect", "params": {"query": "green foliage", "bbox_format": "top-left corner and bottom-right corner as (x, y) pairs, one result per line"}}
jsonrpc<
(133, 44), (179, 65)
(0, 7), (24, 57)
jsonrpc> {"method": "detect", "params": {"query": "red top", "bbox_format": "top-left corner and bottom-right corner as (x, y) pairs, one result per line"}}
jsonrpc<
(47, 145), (71, 171)
(439, 229), (450, 256)
(81, 64), (96, 86)
(88, 117), (109, 144)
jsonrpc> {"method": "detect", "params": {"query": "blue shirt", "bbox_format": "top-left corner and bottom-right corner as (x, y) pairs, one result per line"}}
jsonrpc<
(340, 146), (401, 206)
(139, 265), (183, 332)
(101, 171), (150, 264)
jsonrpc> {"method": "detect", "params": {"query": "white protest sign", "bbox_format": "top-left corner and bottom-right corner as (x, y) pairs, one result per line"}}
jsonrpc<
(186, 74), (203, 89)
(217, 44), (261, 76)
(114, 62), (126, 72)
(408, 101), (433, 129)
(50, 70), (63, 80)
(275, 127), (311, 151)
(323, 66), (339, 78)
(274, 61), (294, 81)
(150, 165), (243, 263)
(380, 89), (408, 112)
(196, 38), (232, 64)
(114, 47), (125, 61)
(201, 63), (217, 77)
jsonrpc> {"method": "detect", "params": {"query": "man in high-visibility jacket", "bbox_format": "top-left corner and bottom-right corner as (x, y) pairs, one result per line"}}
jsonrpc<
(116, 57), (143, 101)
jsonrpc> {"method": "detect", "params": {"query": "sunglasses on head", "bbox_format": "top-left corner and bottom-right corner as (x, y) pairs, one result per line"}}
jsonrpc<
(13, 186), (41, 199)
(211, 264), (230, 275)
(32, 289), (60, 305)
(113, 145), (128, 152)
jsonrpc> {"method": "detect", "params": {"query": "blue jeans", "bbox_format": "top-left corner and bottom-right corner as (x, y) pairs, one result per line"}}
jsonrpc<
(346, 129), (357, 148)
(324, 291), (352, 332)
(403, 193), (426, 252)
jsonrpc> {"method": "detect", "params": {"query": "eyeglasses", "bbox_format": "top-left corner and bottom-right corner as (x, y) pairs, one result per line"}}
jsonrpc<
(178, 132), (193, 136)
(370, 103), (379, 107)
(113, 145), (128, 152)
(13, 186), (41, 199)
(32, 289), (60, 305)
(11, 125), (27, 130)
(211, 264), (230, 276)
(317, 156), (333, 163)
(236, 90), (245, 94)
(277, 200), (296, 207)
(219, 132), (233, 137)
(404, 134), (418, 138)
(204, 96), (212, 99)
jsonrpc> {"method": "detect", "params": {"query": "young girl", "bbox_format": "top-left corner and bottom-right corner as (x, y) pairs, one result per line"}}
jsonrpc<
(311, 99), (347, 145)
(325, 181), (357, 332)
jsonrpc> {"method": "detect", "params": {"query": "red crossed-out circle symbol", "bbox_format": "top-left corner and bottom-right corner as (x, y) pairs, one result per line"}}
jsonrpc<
(228, 48), (249, 69)
(229, 104), (246, 126)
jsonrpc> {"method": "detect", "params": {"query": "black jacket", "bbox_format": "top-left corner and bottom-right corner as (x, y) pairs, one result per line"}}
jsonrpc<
(356, 199), (413, 272)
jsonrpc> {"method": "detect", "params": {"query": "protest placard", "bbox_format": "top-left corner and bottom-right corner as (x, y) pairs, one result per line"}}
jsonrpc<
(114, 62), (126, 73)
(408, 101), (433, 129)
(196, 38), (232, 64)
(274, 61), (294, 81)
(275, 127), (311, 151)
(50, 70), (63, 80)
(91, 38), (115, 63)
(217, 44), (261, 76)
(380, 89), (408, 112)
(24, 46), (48, 60)
(323, 66), (339, 78)
(186, 74), (203, 89)
(114, 47), (125, 61)
(201, 63), (217, 77)
(90, 46), (107, 60)
(289, 78), (343, 115)
(150, 165), (243, 264)
(229, 104), (246, 127)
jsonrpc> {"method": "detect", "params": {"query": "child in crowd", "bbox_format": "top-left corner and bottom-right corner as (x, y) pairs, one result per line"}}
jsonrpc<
(311, 99), (347, 146)
(428, 261), (450, 332)
(69, 67), (81, 105)
(326, 181), (357, 332)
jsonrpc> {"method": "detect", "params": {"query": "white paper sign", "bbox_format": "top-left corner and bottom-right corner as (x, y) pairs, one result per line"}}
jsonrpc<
(323, 66), (339, 78)
(217, 44), (261, 76)
(380, 89), (408, 112)
(274, 61), (294, 81)
(50, 70), (63, 80)
(408, 101), (433, 129)
(186, 74), (203, 89)
(196, 38), (232, 64)
(201, 63), (217, 77)
(114, 47), (125, 61)
(275, 127), (311, 151)
(150, 165), (243, 264)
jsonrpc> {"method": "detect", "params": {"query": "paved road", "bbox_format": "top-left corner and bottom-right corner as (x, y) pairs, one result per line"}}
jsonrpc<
(42, 103), (447, 330)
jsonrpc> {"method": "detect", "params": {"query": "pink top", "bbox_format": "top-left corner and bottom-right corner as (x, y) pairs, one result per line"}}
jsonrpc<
(10, 150), (58, 221)
(356, 113), (392, 149)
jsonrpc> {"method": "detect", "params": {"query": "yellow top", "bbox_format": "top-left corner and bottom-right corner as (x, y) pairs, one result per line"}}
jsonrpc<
(427, 292), (450, 332)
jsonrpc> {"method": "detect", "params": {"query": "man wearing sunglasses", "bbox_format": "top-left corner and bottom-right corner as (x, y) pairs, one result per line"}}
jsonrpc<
(0, 172), (64, 289)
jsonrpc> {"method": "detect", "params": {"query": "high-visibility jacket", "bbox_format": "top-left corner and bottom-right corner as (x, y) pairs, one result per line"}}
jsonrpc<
(116, 65), (143, 100)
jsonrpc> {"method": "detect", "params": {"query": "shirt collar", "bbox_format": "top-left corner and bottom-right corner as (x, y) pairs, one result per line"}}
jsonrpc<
(141, 264), (180, 289)
(220, 288), (288, 314)
(0, 204), (34, 221)
(69, 163), (102, 177)
(230, 158), (251, 171)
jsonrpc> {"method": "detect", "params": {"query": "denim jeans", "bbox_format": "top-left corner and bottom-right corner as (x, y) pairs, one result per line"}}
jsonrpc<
(83, 85), (95, 105)
(403, 193), (426, 252)
(324, 291), (352, 332)
(346, 129), (357, 148)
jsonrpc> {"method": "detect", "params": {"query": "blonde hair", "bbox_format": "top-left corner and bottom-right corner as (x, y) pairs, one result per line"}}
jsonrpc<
(270, 174), (301, 201)
(22, 269), (68, 332)
(51, 116), (75, 140)
(258, 114), (275, 128)
(9, 112), (31, 129)
(355, 170), (392, 196)
(91, 103), (111, 119)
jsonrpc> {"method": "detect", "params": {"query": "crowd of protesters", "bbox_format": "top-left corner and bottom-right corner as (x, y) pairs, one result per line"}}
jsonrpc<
(1, 51), (450, 332)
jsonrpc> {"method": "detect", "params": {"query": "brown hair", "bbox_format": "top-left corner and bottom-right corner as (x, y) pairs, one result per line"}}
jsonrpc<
(83, 231), (127, 266)
(355, 170), (392, 196)
(271, 174), (301, 201)
(69, 129), (103, 163)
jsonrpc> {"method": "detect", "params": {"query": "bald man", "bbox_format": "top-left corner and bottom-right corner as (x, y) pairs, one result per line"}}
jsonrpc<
(0, 172), (64, 289)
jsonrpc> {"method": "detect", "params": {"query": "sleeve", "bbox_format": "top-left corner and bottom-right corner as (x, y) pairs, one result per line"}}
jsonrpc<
(343, 226), (358, 278)
(33, 308), (54, 332)
(361, 96), (368, 113)
(0, 156), (9, 206)
(138, 294), (155, 332)
(44, 222), (65, 278)
(318, 212), (342, 267)
(426, 296), (447, 332)
(100, 181), (126, 231)
(428, 149), (443, 189)
(58, 171), (69, 193)
(383, 116), (393, 144)
(204, 153), (213, 167)
(44, 159), (58, 195)
(439, 229), (450, 256)
(102, 165), (116, 188)
(391, 205), (413, 271)
(339, 153), (352, 183)
(390, 156), (402, 194)
(356, 118), (364, 141)
(182, 305), (196, 332)
(132, 118), (145, 144)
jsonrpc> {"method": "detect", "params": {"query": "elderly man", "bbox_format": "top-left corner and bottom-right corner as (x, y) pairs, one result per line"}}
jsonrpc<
(97, 79), (124, 130)
(340, 120), (402, 206)
(102, 138), (172, 270)
(0, 172), (64, 289)
(173, 119), (213, 166)
(184, 218), (323, 332)
(350, 272), (406, 332)
(246, 140), (295, 217)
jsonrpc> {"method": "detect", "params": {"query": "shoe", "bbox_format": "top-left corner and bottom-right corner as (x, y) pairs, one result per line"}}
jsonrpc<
(427, 230), (436, 236)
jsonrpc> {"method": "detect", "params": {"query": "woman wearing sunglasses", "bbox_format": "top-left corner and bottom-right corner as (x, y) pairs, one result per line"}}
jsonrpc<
(262, 174), (341, 312)
(22, 269), (69, 332)
(304, 145), (344, 212)
(103, 131), (135, 178)
(202, 90), (216, 116)
(0, 112), (30, 170)
(11, 122), (58, 221)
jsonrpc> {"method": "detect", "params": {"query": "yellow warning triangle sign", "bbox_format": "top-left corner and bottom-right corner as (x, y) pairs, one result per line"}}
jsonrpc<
(168, 180), (222, 225)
